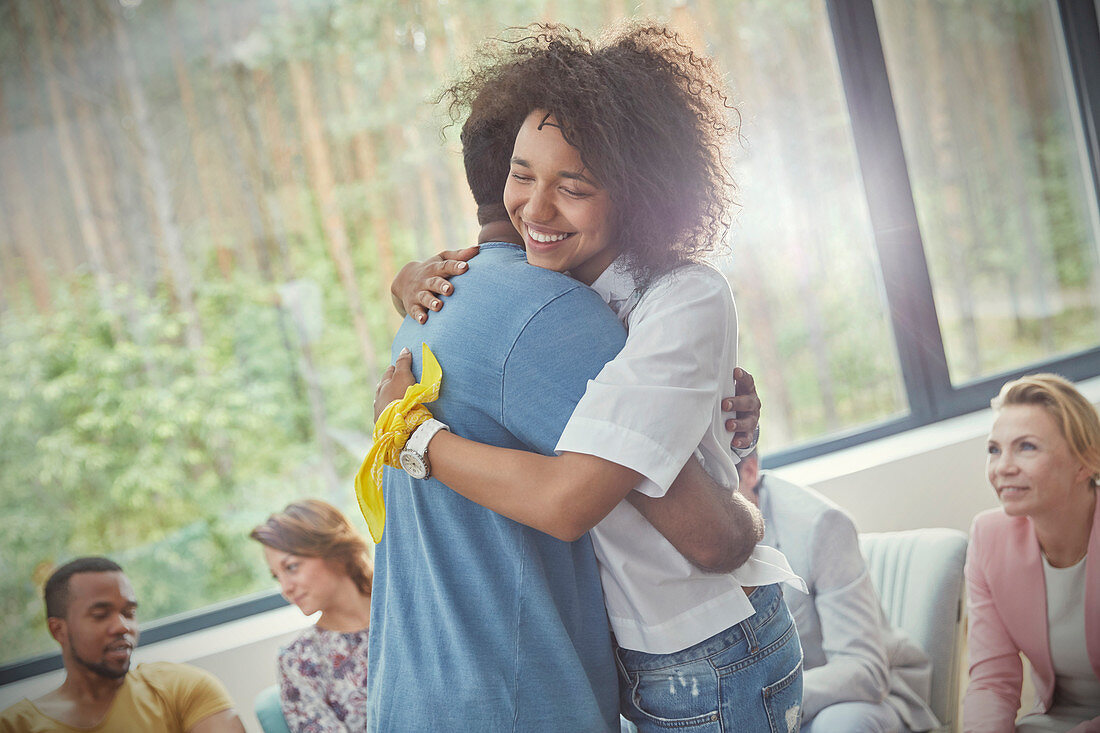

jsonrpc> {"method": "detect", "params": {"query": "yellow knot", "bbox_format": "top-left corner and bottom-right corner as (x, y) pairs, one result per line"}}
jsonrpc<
(355, 343), (442, 542)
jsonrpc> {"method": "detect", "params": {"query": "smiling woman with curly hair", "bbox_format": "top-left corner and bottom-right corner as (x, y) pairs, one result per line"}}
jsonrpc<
(376, 22), (803, 731)
(442, 22), (737, 287)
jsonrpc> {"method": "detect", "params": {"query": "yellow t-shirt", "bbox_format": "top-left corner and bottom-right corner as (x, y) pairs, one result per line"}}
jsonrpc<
(0, 662), (234, 733)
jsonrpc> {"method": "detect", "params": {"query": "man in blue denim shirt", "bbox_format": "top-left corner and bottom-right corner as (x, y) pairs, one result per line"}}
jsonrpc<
(365, 240), (626, 731)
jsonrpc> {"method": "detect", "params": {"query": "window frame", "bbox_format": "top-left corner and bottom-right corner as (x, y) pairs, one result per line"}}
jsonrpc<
(767, 0), (1100, 469)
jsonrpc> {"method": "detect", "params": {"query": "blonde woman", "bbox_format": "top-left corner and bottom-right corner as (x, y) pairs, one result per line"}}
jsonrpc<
(966, 374), (1100, 732)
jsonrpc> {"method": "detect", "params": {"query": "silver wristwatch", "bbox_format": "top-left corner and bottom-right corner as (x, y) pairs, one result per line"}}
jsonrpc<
(399, 418), (450, 479)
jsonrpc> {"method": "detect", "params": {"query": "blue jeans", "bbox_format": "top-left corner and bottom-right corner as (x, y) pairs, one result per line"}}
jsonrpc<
(616, 583), (804, 732)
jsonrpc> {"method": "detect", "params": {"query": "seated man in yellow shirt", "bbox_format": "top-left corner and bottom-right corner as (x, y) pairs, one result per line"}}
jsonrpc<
(0, 557), (245, 733)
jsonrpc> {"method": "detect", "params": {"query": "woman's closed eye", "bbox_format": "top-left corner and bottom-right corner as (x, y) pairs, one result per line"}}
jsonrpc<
(561, 186), (591, 199)
(509, 172), (533, 183)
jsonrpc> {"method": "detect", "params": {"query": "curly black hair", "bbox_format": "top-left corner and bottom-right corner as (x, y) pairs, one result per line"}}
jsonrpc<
(443, 22), (737, 286)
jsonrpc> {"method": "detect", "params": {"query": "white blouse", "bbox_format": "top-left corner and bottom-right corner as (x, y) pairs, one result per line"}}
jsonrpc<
(1043, 554), (1100, 715)
(556, 259), (802, 655)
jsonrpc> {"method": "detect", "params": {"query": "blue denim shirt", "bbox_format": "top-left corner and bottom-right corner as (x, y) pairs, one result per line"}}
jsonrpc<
(366, 243), (626, 732)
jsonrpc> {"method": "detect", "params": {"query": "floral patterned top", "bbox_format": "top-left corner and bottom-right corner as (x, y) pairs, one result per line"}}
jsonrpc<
(277, 625), (369, 732)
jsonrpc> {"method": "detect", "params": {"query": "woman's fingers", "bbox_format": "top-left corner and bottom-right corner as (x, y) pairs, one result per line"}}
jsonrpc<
(394, 247), (477, 323)
(417, 289), (443, 312)
(427, 246), (478, 276)
(419, 261), (468, 291)
(376, 365), (396, 393)
(441, 259), (471, 276)
(393, 346), (413, 374)
(428, 276), (453, 296)
(437, 245), (480, 263)
(374, 364), (396, 420)
(374, 348), (415, 420)
(408, 251), (476, 324)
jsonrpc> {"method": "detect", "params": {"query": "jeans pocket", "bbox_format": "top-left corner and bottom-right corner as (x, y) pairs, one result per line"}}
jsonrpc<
(622, 666), (723, 731)
(762, 657), (803, 733)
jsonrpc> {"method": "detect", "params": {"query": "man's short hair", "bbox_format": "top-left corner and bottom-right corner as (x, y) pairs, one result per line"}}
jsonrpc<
(44, 556), (124, 620)
(461, 114), (520, 225)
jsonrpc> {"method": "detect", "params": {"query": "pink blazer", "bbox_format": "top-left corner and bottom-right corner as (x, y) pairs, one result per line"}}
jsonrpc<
(962, 497), (1100, 733)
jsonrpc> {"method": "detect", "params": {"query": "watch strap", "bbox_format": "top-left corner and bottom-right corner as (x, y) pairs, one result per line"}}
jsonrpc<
(404, 418), (449, 463)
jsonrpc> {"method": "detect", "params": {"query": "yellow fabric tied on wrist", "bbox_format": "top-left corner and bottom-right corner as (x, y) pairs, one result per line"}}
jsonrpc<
(355, 343), (443, 543)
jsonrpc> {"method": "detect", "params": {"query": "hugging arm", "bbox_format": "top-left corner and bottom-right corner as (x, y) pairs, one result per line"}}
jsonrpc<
(627, 457), (762, 572)
(417, 430), (642, 542)
(376, 268), (762, 571)
(391, 249), (761, 453)
(379, 358), (758, 568)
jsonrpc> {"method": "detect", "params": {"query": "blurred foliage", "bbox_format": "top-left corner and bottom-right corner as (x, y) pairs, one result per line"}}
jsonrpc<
(875, 0), (1100, 385)
(0, 227), (405, 664)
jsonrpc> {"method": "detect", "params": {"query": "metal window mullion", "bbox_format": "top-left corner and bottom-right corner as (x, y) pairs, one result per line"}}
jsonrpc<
(825, 0), (951, 423)
(939, 346), (1100, 421)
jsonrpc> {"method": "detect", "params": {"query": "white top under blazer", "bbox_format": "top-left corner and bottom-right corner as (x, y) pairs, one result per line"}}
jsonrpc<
(556, 258), (803, 655)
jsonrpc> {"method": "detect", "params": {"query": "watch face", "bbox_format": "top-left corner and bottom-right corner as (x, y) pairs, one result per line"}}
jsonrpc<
(399, 449), (428, 479)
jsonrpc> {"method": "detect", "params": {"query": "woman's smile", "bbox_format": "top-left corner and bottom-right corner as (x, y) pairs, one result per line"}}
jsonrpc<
(524, 223), (572, 244)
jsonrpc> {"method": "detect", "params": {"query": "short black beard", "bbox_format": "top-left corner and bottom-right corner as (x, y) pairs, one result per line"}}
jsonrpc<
(69, 632), (129, 680)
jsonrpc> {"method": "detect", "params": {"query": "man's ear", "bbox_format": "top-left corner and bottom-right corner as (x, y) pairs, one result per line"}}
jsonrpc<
(47, 616), (66, 646)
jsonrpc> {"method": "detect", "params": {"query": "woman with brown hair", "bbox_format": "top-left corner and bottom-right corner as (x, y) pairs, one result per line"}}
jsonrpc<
(372, 24), (803, 731)
(965, 374), (1100, 732)
(250, 500), (372, 732)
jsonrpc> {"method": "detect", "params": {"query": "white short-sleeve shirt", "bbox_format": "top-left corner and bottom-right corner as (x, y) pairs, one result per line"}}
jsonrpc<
(556, 258), (802, 655)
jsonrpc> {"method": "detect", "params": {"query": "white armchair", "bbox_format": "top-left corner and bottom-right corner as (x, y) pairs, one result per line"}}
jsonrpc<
(859, 528), (969, 733)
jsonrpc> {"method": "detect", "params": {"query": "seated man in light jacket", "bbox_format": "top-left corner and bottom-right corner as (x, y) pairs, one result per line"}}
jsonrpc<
(737, 452), (940, 733)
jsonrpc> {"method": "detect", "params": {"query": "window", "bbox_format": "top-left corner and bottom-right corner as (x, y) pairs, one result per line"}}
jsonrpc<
(2, 0), (1098, 679)
(707, 1), (908, 451)
(806, 0), (1100, 464)
(876, 0), (1100, 386)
